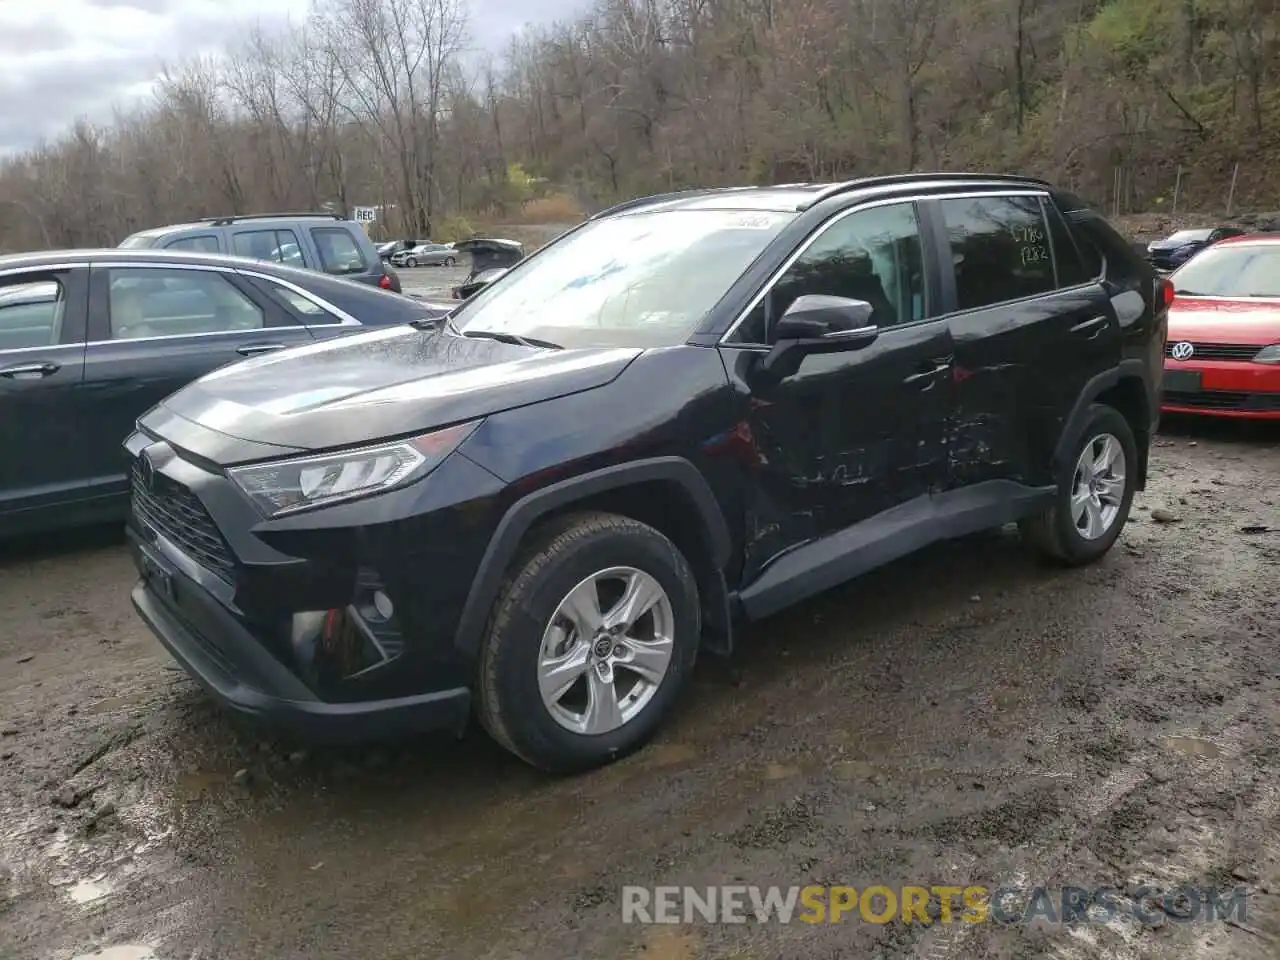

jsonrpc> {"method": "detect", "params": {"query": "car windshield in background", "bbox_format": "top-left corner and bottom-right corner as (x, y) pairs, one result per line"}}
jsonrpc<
(450, 209), (795, 349)
(1171, 245), (1280, 298)
(1166, 229), (1213, 242)
(119, 233), (160, 248)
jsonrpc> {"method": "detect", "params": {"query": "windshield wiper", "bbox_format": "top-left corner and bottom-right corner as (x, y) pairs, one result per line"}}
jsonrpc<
(462, 329), (562, 350)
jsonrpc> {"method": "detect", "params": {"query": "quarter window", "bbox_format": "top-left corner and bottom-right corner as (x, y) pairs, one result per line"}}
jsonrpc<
(0, 278), (65, 350)
(940, 195), (1055, 310)
(106, 268), (264, 340)
(311, 227), (368, 276)
(262, 281), (340, 324)
(164, 235), (220, 253)
(734, 201), (925, 343)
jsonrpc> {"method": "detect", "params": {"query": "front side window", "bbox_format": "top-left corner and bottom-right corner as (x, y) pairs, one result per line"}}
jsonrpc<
(312, 228), (368, 275)
(106, 268), (264, 340)
(1170, 244), (1280, 298)
(941, 195), (1055, 310)
(452, 209), (794, 349)
(733, 202), (924, 343)
(0, 278), (66, 349)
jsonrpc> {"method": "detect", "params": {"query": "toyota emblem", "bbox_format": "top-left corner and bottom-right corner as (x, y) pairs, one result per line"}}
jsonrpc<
(1170, 341), (1195, 361)
(139, 449), (157, 489)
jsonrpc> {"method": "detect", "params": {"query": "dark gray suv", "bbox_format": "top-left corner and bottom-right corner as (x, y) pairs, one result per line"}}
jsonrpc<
(120, 213), (402, 293)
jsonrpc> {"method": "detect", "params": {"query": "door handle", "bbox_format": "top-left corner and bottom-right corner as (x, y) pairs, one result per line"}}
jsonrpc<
(904, 360), (951, 386)
(236, 342), (286, 357)
(0, 360), (60, 379)
(1070, 315), (1109, 338)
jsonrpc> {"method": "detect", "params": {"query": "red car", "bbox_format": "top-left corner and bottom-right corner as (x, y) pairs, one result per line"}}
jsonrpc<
(1161, 234), (1280, 419)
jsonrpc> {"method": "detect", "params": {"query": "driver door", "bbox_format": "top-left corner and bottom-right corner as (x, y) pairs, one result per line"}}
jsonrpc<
(79, 263), (313, 505)
(719, 200), (956, 580)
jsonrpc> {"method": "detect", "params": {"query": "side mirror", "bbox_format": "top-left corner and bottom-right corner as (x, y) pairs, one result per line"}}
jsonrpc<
(754, 294), (879, 384)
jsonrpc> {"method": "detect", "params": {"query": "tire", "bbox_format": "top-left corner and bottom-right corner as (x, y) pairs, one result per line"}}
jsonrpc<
(406, 257), (417, 268)
(1019, 403), (1137, 566)
(477, 511), (700, 773)
(445, 257), (456, 267)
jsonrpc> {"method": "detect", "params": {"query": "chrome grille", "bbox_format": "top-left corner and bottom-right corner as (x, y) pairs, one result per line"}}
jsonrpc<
(1165, 341), (1262, 362)
(131, 459), (235, 582)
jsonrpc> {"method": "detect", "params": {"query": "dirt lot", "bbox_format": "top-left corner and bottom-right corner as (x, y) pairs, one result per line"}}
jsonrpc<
(2, 418), (1279, 960)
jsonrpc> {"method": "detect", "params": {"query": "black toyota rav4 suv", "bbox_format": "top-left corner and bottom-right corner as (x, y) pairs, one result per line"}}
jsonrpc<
(126, 173), (1169, 772)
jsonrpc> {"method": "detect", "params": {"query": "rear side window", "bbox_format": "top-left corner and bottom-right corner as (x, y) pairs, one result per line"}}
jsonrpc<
(106, 268), (264, 340)
(939, 195), (1055, 310)
(165, 234), (220, 253)
(1042, 200), (1094, 287)
(311, 227), (369, 276)
(233, 229), (306, 267)
(0, 278), (66, 349)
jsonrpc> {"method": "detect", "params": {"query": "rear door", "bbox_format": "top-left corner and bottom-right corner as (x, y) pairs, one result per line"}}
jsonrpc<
(930, 191), (1118, 489)
(0, 265), (91, 532)
(79, 263), (317, 502)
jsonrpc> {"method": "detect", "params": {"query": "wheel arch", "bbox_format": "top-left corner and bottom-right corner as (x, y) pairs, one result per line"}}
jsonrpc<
(454, 457), (735, 661)
(1055, 361), (1151, 490)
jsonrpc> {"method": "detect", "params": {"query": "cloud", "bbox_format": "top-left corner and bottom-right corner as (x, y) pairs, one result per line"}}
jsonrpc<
(0, 0), (589, 154)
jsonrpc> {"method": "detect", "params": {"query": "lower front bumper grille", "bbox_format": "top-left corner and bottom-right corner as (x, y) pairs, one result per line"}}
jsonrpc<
(130, 460), (236, 582)
(1163, 390), (1280, 411)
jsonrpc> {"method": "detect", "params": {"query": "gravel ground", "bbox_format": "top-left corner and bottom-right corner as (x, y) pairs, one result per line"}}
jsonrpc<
(395, 264), (471, 301)
(1, 417), (1279, 960)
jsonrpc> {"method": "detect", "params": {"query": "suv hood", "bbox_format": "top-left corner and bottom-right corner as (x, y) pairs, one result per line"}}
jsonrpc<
(151, 325), (641, 461)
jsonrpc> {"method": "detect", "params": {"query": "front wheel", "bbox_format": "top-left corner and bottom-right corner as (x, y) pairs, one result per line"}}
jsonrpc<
(444, 256), (456, 267)
(405, 257), (417, 268)
(1019, 403), (1137, 565)
(477, 512), (700, 773)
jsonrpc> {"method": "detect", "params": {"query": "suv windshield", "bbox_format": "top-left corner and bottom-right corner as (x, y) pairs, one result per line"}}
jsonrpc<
(1167, 229), (1212, 242)
(1172, 244), (1280, 298)
(450, 209), (794, 349)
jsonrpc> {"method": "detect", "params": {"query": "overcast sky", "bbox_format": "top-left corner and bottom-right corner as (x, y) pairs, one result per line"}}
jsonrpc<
(0, 0), (587, 155)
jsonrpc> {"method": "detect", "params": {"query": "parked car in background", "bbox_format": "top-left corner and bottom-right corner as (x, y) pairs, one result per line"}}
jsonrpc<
(449, 238), (525, 299)
(1161, 234), (1280, 419)
(1146, 226), (1246, 271)
(0, 249), (440, 538)
(120, 213), (403, 294)
(377, 240), (418, 262)
(391, 243), (457, 268)
(123, 173), (1165, 773)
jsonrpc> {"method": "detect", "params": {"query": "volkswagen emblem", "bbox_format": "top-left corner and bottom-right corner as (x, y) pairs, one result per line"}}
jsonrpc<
(1170, 341), (1195, 361)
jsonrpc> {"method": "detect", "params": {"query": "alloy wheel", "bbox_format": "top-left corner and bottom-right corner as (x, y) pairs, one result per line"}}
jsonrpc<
(536, 566), (675, 735)
(1071, 433), (1126, 540)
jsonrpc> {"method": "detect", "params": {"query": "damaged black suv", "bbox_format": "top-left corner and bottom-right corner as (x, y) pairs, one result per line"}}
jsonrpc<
(126, 174), (1168, 772)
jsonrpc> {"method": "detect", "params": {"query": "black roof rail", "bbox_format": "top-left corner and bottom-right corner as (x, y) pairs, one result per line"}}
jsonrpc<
(200, 212), (346, 227)
(797, 172), (1053, 210)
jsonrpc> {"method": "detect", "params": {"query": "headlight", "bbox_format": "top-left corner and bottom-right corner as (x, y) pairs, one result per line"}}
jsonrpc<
(228, 420), (480, 517)
(1255, 344), (1280, 364)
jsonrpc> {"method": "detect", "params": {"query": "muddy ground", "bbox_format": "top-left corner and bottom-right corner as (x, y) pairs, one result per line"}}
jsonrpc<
(2, 418), (1279, 960)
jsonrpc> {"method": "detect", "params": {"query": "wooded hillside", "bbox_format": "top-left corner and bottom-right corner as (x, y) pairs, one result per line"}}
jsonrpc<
(1, 0), (1277, 251)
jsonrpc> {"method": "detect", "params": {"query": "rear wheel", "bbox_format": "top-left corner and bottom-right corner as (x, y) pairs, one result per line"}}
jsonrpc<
(444, 256), (456, 267)
(477, 512), (700, 773)
(1020, 403), (1137, 565)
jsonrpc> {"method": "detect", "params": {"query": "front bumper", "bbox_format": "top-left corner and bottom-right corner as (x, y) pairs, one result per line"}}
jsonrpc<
(1161, 357), (1280, 418)
(130, 532), (471, 742)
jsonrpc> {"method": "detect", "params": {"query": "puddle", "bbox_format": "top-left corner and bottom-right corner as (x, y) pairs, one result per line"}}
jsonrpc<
(762, 762), (800, 780)
(1161, 736), (1223, 759)
(67, 875), (113, 903)
(71, 947), (156, 960)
